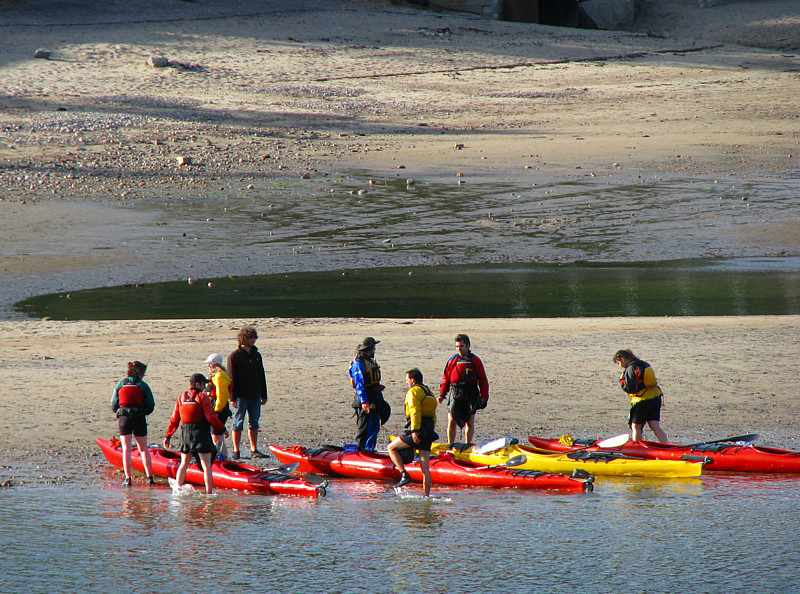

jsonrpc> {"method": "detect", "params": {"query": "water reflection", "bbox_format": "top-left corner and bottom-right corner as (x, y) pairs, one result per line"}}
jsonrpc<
(110, 490), (169, 532)
(166, 492), (245, 529)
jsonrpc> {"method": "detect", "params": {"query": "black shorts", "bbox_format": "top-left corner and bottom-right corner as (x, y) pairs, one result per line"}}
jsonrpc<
(212, 406), (232, 436)
(399, 431), (436, 452)
(629, 396), (662, 425)
(399, 418), (439, 452)
(178, 423), (217, 454)
(118, 413), (147, 437)
(449, 397), (477, 429)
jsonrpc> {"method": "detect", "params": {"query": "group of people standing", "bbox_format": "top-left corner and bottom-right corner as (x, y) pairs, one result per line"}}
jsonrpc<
(350, 333), (491, 496)
(111, 324), (666, 497)
(110, 325), (269, 494)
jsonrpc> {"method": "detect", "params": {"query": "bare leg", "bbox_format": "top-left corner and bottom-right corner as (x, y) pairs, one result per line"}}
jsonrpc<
(176, 453), (191, 486)
(198, 452), (214, 494)
(232, 430), (242, 454)
(419, 450), (432, 497)
(631, 422), (644, 441)
(447, 415), (458, 445)
(464, 414), (476, 445)
(387, 438), (409, 473)
(248, 429), (259, 452)
(120, 434), (133, 479)
(133, 435), (153, 479)
(648, 420), (668, 443)
(387, 437), (413, 488)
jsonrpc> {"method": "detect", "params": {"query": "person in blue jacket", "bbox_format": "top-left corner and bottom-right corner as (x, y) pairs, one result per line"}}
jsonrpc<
(348, 337), (390, 450)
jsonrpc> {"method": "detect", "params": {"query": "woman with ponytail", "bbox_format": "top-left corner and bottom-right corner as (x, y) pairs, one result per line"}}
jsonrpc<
(111, 361), (156, 486)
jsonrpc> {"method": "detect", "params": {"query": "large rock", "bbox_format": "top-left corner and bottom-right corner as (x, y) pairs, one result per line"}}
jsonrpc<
(579, 0), (635, 29)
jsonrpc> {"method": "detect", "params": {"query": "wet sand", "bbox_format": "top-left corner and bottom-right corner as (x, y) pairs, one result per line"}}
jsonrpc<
(2, 315), (799, 480)
(0, 0), (799, 478)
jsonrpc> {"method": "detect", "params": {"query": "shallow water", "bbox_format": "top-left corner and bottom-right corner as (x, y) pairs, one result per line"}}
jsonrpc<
(17, 257), (800, 319)
(8, 171), (800, 319)
(2, 468), (799, 592)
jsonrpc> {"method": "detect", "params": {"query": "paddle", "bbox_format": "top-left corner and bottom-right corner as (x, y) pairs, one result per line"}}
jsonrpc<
(585, 434), (630, 450)
(303, 473), (329, 487)
(524, 433), (631, 458)
(256, 462), (299, 475)
(477, 454), (528, 469)
(477, 436), (516, 454)
(684, 434), (759, 448)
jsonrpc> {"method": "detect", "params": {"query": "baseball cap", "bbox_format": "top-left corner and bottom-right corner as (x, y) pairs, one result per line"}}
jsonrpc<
(189, 372), (208, 386)
(205, 353), (224, 366)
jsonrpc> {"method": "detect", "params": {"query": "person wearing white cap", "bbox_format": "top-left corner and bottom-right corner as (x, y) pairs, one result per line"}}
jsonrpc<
(205, 353), (232, 460)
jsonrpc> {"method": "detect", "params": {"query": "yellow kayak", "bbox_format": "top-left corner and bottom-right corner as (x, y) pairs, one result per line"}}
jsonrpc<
(431, 441), (704, 478)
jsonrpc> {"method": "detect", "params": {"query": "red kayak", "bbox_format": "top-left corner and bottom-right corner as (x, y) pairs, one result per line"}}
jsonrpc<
(269, 445), (594, 492)
(97, 438), (325, 497)
(527, 435), (800, 473)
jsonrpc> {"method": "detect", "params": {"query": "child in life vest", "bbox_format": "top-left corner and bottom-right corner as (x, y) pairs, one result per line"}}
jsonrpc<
(164, 373), (225, 494)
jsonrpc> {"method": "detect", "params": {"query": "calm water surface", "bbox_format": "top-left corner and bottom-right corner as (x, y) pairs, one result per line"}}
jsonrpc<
(2, 469), (799, 592)
(15, 257), (800, 319)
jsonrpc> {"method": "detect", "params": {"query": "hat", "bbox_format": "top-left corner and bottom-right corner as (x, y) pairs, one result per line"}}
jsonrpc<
(205, 353), (224, 366)
(357, 336), (380, 351)
(189, 372), (208, 386)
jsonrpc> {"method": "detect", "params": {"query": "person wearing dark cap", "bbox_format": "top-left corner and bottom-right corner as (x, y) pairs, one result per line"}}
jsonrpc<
(164, 373), (226, 494)
(348, 336), (391, 450)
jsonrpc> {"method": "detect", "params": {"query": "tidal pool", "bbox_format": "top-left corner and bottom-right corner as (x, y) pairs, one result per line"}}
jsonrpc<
(15, 257), (800, 319)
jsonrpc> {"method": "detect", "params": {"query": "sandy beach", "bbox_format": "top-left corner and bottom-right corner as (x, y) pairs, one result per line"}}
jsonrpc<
(1, 0), (799, 479)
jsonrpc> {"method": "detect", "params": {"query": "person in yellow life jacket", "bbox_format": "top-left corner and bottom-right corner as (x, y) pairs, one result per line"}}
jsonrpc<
(164, 373), (225, 494)
(205, 353), (232, 460)
(111, 360), (156, 487)
(388, 368), (439, 496)
(613, 349), (668, 443)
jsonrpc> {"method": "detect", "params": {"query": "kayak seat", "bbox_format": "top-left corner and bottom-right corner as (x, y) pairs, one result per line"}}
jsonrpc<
(572, 439), (596, 446)
(690, 444), (731, 452)
(450, 442), (474, 452)
(512, 470), (548, 478)
(567, 451), (619, 462)
(219, 461), (251, 473)
(320, 444), (345, 451)
(256, 473), (294, 482)
(307, 448), (338, 457)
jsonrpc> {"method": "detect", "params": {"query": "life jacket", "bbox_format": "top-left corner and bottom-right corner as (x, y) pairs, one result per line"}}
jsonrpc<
(118, 381), (145, 408)
(350, 356), (383, 394)
(179, 389), (205, 424)
(405, 383), (437, 422)
(623, 360), (662, 402)
(448, 353), (479, 400)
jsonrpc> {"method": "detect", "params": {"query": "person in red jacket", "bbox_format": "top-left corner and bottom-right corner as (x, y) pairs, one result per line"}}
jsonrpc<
(164, 373), (225, 494)
(438, 334), (489, 445)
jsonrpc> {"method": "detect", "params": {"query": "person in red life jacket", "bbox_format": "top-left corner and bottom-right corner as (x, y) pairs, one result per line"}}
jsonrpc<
(227, 326), (269, 460)
(111, 360), (156, 486)
(613, 349), (668, 443)
(349, 336), (391, 450)
(388, 368), (439, 496)
(163, 373), (225, 494)
(438, 334), (489, 445)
